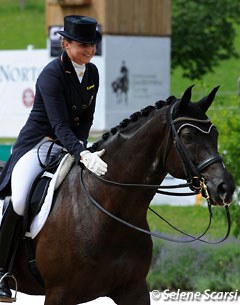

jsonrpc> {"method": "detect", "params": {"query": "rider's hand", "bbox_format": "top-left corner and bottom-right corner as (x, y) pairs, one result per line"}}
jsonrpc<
(80, 149), (108, 176)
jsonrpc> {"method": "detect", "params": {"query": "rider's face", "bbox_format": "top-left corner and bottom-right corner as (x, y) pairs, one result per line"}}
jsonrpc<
(64, 40), (96, 65)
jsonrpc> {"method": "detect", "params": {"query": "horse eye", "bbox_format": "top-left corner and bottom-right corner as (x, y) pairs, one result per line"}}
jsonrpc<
(181, 132), (193, 143)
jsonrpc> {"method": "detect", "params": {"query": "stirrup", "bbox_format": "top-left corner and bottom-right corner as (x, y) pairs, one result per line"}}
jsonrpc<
(0, 273), (17, 303)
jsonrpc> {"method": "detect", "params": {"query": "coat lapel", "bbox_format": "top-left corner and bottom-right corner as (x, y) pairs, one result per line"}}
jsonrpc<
(60, 51), (81, 90)
(59, 51), (96, 109)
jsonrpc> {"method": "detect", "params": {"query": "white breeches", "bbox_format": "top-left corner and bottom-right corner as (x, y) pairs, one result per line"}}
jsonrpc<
(11, 139), (63, 216)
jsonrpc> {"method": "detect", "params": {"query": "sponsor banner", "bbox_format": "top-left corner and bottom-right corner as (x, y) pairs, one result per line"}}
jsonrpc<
(0, 49), (49, 137)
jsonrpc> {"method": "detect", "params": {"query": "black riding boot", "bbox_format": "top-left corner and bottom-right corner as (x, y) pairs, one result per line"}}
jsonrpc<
(0, 200), (22, 301)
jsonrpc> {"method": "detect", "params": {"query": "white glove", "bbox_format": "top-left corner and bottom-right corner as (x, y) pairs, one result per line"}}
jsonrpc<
(80, 149), (108, 176)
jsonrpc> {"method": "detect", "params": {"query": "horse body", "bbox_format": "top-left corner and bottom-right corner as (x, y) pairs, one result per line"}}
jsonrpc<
(15, 165), (154, 304)
(37, 111), (167, 304)
(3, 86), (235, 305)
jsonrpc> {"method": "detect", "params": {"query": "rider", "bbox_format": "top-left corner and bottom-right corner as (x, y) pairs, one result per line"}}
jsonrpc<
(0, 15), (107, 301)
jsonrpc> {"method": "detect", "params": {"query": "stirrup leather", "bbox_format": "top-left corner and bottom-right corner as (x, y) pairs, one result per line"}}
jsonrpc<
(0, 272), (17, 303)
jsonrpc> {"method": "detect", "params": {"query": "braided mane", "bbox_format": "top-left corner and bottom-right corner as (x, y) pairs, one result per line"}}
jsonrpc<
(90, 96), (177, 151)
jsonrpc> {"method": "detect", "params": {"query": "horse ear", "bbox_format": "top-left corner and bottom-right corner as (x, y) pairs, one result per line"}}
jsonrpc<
(180, 85), (195, 107)
(196, 85), (220, 113)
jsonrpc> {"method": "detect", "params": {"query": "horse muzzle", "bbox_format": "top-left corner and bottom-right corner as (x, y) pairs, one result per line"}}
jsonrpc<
(206, 173), (235, 206)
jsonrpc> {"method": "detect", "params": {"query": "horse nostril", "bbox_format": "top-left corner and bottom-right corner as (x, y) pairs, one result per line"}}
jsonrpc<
(217, 182), (230, 202)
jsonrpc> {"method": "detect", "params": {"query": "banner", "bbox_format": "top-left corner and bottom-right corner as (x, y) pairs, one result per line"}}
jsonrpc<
(0, 49), (49, 137)
(104, 36), (170, 129)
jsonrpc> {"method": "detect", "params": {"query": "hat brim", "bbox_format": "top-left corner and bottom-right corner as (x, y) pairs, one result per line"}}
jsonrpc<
(58, 30), (102, 44)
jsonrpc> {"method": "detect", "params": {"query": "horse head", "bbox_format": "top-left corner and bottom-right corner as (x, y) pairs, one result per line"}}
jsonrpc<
(165, 85), (235, 206)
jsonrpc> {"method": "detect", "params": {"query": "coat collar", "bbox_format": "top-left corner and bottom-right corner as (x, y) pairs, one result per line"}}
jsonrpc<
(59, 51), (89, 87)
(60, 50), (75, 74)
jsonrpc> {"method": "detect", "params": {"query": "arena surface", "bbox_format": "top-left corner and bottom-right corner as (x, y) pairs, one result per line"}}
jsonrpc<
(8, 291), (240, 305)
(10, 293), (115, 304)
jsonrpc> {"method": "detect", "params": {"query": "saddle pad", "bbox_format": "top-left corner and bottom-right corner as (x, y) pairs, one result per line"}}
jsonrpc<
(26, 153), (74, 239)
(0, 200), (3, 226)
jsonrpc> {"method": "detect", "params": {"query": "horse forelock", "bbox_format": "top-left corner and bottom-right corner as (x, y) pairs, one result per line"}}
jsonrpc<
(90, 97), (176, 152)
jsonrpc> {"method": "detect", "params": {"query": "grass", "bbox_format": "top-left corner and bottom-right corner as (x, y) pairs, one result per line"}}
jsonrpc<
(0, 0), (46, 50)
(147, 204), (229, 240)
(0, 138), (16, 144)
(147, 206), (240, 292)
(171, 52), (240, 96)
(147, 238), (240, 291)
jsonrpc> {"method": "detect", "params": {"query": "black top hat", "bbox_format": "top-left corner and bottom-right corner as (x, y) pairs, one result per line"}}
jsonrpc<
(58, 15), (102, 44)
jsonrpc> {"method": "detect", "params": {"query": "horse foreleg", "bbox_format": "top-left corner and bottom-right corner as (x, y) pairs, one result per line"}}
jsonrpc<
(112, 281), (150, 305)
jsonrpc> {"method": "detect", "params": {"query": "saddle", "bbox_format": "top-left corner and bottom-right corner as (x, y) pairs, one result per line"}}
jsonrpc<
(0, 149), (68, 226)
(0, 149), (75, 289)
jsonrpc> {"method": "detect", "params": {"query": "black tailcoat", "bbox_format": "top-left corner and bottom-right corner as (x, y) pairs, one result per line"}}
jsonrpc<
(0, 51), (99, 197)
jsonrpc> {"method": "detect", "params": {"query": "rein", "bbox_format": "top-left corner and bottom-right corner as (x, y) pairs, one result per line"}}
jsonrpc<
(83, 171), (198, 196)
(80, 169), (231, 244)
(81, 101), (231, 244)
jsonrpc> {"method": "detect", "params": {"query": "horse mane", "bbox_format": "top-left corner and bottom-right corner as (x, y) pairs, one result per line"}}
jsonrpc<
(90, 95), (177, 152)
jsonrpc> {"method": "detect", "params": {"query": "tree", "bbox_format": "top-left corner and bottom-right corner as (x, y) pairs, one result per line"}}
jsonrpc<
(172, 0), (240, 80)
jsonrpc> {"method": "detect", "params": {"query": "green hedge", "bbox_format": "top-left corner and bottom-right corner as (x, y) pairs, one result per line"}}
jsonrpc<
(147, 239), (240, 292)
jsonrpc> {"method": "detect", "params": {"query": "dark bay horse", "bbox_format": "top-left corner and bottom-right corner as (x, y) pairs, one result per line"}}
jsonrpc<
(1, 86), (235, 305)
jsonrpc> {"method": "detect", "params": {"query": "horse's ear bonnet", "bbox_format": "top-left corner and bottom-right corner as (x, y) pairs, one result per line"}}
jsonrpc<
(196, 85), (220, 113)
(179, 85), (220, 114)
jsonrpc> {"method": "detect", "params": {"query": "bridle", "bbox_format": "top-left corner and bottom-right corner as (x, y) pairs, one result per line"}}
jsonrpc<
(166, 101), (224, 198)
(81, 101), (231, 244)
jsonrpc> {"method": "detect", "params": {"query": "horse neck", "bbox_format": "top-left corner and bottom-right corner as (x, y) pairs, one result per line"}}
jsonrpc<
(100, 108), (169, 212)
(123, 110), (167, 175)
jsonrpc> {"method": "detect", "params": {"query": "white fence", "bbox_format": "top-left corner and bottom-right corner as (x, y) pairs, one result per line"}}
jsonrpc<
(152, 175), (196, 206)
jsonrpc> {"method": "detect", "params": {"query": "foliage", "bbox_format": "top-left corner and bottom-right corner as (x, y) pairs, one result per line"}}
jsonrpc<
(147, 204), (240, 291)
(170, 88), (240, 237)
(172, 0), (240, 80)
(147, 240), (240, 291)
(209, 95), (240, 237)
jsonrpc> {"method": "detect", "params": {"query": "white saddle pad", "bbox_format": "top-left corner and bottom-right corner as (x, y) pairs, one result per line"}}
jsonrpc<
(26, 153), (74, 239)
